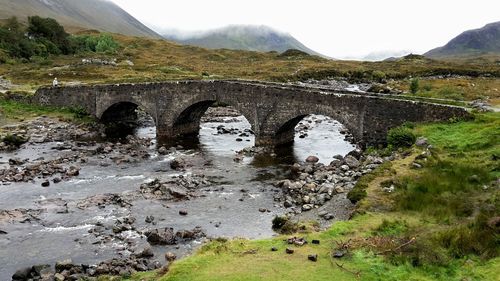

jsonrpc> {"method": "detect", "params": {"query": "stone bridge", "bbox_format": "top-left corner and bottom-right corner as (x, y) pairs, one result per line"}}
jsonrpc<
(33, 80), (470, 147)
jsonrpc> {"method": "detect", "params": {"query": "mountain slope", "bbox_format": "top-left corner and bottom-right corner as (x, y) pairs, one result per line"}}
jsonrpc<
(0, 0), (160, 38)
(163, 25), (325, 57)
(425, 21), (500, 58)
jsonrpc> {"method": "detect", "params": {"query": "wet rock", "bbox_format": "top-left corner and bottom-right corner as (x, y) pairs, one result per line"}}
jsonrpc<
(145, 215), (154, 223)
(291, 163), (301, 174)
(41, 180), (50, 187)
(66, 166), (80, 177)
(333, 154), (344, 160)
(54, 273), (65, 281)
(8, 158), (25, 166)
(323, 213), (335, 220)
(53, 177), (62, 183)
(138, 247), (154, 258)
(312, 239), (320, 244)
(306, 156), (319, 163)
(344, 155), (360, 168)
(285, 248), (294, 254)
(158, 146), (168, 155)
(146, 227), (176, 245)
(55, 259), (74, 272)
(170, 158), (186, 170)
(12, 267), (31, 280)
(302, 204), (313, 211)
(175, 227), (205, 241)
(167, 186), (189, 198)
(165, 252), (177, 262)
(271, 247), (278, 252)
(258, 208), (268, 213)
(179, 209), (188, 216)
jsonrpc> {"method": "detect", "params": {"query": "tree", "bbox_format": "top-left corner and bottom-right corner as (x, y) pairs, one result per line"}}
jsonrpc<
(27, 16), (71, 54)
(410, 78), (419, 94)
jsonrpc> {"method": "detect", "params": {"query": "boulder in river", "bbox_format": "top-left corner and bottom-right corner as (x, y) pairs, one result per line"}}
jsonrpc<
(306, 156), (319, 163)
(170, 158), (186, 170)
(146, 227), (177, 245)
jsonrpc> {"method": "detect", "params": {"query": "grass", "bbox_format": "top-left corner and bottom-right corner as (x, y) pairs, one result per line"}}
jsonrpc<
(0, 99), (93, 124)
(389, 77), (500, 105)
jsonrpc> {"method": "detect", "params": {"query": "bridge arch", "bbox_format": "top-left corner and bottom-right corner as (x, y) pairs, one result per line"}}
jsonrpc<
(169, 97), (256, 139)
(261, 107), (362, 147)
(97, 98), (157, 123)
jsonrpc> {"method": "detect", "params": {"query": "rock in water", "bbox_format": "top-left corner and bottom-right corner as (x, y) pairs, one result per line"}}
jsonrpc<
(306, 156), (319, 163)
(165, 252), (177, 262)
(170, 158), (186, 170)
(146, 228), (177, 245)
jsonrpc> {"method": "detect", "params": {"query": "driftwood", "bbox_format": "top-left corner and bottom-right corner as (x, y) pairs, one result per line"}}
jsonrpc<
(376, 237), (416, 255)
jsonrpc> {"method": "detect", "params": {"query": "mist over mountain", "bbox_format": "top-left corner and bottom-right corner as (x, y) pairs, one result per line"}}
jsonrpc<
(425, 21), (500, 58)
(162, 25), (326, 57)
(0, 0), (161, 38)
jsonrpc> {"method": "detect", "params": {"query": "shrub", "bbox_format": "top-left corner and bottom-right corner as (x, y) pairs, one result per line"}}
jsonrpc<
(410, 78), (419, 94)
(68, 106), (88, 119)
(346, 185), (367, 204)
(70, 34), (119, 54)
(372, 70), (387, 82)
(387, 126), (416, 148)
(373, 219), (409, 236)
(271, 216), (299, 234)
(2, 134), (28, 147)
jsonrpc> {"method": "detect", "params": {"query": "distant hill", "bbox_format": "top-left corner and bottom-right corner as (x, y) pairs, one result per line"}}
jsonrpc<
(0, 0), (161, 38)
(425, 21), (500, 59)
(163, 25), (326, 57)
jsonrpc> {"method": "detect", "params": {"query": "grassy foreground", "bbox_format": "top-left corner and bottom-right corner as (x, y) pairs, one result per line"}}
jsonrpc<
(98, 113), (499, 281)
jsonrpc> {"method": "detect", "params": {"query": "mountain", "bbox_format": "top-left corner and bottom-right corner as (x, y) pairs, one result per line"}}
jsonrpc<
(0, 0), (161, 38)
(162, 25), (325, 57)
(425, 21), (500, 58)
(361, 50), (412, 61)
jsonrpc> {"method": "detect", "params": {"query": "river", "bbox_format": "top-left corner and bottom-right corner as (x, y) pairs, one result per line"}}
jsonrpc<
(0, 112), (355, 279)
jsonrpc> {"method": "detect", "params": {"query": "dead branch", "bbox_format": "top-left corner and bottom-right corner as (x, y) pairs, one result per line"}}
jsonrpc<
(335, 262), (361, 278)
(334, 239), (352, 250)
(376, 237), (416, 255)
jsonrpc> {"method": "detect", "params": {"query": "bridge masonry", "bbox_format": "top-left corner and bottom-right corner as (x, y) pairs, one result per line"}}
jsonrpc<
(33, 80), (471, 148)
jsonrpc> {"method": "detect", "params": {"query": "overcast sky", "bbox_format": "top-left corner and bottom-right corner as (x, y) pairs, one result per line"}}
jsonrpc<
(111, 0), (499, 59)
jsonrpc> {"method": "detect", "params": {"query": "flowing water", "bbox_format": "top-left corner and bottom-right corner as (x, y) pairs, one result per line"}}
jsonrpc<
(0, 114), (355, 279)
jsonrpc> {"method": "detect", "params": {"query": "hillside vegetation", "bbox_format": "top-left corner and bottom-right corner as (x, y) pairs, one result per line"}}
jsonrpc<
(0, 17), (499, 106)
